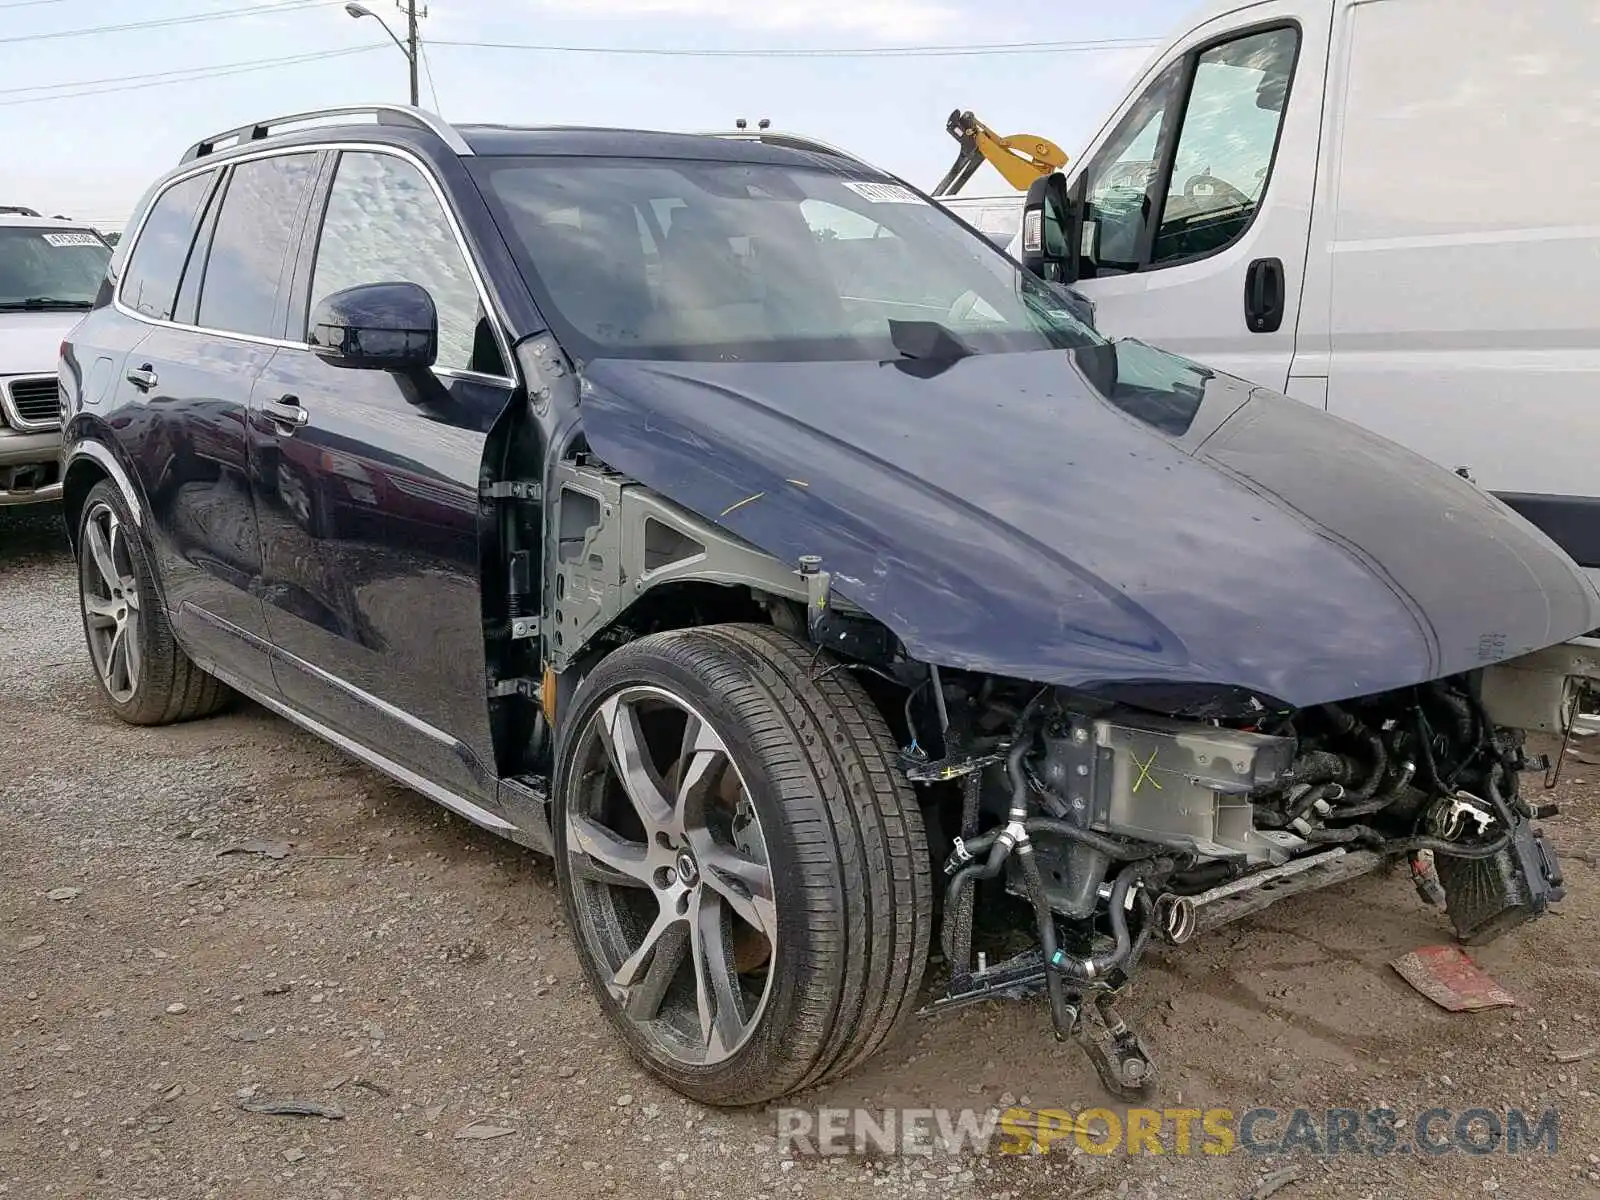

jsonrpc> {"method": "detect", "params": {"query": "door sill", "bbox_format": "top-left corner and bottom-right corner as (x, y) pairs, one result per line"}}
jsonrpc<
(202, 658), (533, 846)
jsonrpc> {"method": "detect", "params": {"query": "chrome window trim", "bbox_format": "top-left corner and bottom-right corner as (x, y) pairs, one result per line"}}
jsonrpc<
(113, 140), (517, 387)
(0, 376), (61, 432)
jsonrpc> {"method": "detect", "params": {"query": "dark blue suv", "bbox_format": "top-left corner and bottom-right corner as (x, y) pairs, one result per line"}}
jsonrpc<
(61, 105), (1594, 1106)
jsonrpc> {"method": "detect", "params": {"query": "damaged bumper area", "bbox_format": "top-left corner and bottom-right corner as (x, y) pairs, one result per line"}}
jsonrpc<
(917, 655), (1580, 1100)
(571, 326), (1600, 1096)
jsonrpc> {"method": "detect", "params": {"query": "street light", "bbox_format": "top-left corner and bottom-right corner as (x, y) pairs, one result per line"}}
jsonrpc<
(346, 2), (419, 107)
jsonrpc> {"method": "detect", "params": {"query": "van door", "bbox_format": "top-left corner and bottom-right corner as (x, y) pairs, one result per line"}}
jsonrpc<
(1064, 0), (1332, 393)
(1306, 0), (1600, 570)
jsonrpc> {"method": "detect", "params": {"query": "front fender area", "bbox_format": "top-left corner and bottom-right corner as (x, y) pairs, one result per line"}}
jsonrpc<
(546, 457), (807, 671)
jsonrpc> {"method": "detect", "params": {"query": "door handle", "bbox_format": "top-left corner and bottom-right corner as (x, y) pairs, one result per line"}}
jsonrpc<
(125, 364), (158, 391)
(1244, 257), (1286, 334)
(263, 394), (309, 431)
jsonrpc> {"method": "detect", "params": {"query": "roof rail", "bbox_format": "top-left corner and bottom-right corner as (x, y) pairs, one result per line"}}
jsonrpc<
(0, 204), (42, 217)
(180, 105), (473, 164)
(707, 129), (875, 170)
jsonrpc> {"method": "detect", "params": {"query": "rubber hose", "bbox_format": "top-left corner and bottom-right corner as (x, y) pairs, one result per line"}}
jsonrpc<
(1024, 816), (1166, 861)
(1323, 703), (1387, 799)
(1284, 782), (1334, 824)
(1304, 823), (1512, 860)
(1018, 845), (1077, 1039)
(1006, 738), (1031, 820)
(1124, 891), (1158, 975)
(1049, 857), (1175, 983)
(941, 835), (1014, 961)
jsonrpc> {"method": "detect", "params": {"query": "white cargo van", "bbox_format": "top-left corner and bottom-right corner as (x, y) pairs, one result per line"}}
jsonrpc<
(1014, 0), (1600, 570)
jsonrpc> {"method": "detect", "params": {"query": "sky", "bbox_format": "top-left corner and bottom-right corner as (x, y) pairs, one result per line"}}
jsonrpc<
(1, 0), (1200, 231)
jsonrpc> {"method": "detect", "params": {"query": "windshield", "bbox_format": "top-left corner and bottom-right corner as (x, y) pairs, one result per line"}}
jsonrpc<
(475, 157), (1101, 363)
(0, 227), (111, 309)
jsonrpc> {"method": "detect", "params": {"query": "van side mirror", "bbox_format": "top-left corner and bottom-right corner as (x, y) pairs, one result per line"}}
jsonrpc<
(1020, 172), (1077, 284)
(309, 281), (438, 370)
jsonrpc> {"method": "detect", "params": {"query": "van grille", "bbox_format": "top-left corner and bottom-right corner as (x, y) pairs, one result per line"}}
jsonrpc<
(3, 377), (61, 431)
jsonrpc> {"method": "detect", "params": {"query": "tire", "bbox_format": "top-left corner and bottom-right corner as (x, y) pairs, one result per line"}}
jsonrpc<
(553, 623), (933, 1106)
(75, 479), (231, 725)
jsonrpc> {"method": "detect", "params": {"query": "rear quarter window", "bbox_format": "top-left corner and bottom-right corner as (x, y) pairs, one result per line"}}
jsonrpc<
(119, 171), (216, 322)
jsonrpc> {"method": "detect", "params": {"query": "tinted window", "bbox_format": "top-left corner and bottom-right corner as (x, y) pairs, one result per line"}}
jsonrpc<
(1152, 27), (1297, 264)
(120, 171), (214, 321)
(310, 151), (498, 374)
(197, 153), (319, 338)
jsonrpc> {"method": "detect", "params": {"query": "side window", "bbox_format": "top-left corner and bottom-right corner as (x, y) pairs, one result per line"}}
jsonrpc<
(196, 153), (319, 338)
(310, 151), (501, 375)
(119, 171), (215, 321)
(1079, 63), (1182, 273)
(1152, 26), (1298, 264)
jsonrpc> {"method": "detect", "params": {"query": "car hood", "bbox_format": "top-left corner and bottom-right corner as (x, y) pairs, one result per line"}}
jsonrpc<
(577, 341), (1600, 713)
(0, 309), (82, 375)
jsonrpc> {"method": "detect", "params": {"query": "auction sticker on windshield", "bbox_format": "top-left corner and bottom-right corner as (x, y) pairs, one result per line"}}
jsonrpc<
(42, 232), (104, 248)
(841, 181), (923, 204)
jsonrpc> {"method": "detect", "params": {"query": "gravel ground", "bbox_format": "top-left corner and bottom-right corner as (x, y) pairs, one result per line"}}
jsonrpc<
(3, 503), (1599, 1200)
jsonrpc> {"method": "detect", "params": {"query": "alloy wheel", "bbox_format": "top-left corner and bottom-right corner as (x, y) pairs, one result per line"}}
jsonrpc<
(79, 500), (143, 703)
(565, 685), (778, 1066)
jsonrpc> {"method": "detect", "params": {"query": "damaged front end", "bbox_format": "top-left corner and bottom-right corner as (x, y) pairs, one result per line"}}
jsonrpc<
(904, 661), (1566, 1100)
(571, 335), (1600, 1095)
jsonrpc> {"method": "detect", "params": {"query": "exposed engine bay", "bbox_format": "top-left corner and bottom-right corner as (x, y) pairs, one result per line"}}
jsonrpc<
(904, 664), (1565, 1099)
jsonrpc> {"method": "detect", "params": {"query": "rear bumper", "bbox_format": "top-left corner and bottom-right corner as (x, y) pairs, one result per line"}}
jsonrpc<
(0, 428), (63, 506)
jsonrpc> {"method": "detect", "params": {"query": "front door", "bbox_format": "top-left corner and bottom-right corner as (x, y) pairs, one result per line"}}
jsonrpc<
(1066, 1), (1329, 393)
(250, 147), (517, 804)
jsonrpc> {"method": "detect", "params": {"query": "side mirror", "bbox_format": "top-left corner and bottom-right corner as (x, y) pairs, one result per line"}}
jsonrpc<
(309, 281), (437, 370)
(1020, 172), (1077, 284)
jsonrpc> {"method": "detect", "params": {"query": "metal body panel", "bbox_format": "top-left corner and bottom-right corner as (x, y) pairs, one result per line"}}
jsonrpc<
(248, 347), (511, 803)
(579, 339), (1600, 711)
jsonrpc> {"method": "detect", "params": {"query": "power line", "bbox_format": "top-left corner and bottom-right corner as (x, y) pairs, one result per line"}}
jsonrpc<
(0, 44), (387, 107)
(417, 40), (443, 114)
(0, 0), (77, 10)
(428, 35), (1160, 60)
(0, 45), (379, 96)
(0, 0), (337, 46)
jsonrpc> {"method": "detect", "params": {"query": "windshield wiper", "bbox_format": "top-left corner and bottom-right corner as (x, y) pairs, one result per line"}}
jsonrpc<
(0, 297), (92, 311)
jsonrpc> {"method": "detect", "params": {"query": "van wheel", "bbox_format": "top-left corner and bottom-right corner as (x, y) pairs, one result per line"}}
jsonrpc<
(76, 480), (230, 725)
(554, 624), (932, 1106)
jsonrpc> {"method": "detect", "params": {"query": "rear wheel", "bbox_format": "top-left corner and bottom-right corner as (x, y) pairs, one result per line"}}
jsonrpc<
(76, 480), (230, 725)
(554, 624), (932, 1106)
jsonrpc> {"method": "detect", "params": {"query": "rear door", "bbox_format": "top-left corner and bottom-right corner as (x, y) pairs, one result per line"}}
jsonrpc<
(250, 147), (516, 804)
(116, 151), (322, 687)
(1064, 0), (1332, 392)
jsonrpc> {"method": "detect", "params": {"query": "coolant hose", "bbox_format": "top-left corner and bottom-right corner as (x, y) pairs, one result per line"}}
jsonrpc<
(1322, 703), (1388, 799)
(1017, 844), (1077, 1039)
(941, 834), (1015, 962)
(1048, 857), (1176, 984)
(1305, 823), (1512, 860)
(1024, 817), (1166, 861)
(1006, 737), (1031, 820)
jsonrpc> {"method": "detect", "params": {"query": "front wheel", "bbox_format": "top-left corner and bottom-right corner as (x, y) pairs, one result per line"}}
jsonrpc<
(554, 624), (932, 1106)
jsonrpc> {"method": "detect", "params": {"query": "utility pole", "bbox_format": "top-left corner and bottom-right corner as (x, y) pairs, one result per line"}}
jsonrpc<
(402, 0), (421, 109)
(345, 2), (426, 107)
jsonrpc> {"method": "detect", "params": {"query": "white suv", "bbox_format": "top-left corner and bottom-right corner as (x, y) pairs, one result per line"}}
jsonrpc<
(1, 212), (112, 505)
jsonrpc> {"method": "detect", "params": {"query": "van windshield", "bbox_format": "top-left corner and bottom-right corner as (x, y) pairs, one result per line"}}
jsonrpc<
(0, 227), (111, 310)
(476, 157), (1101, 363)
